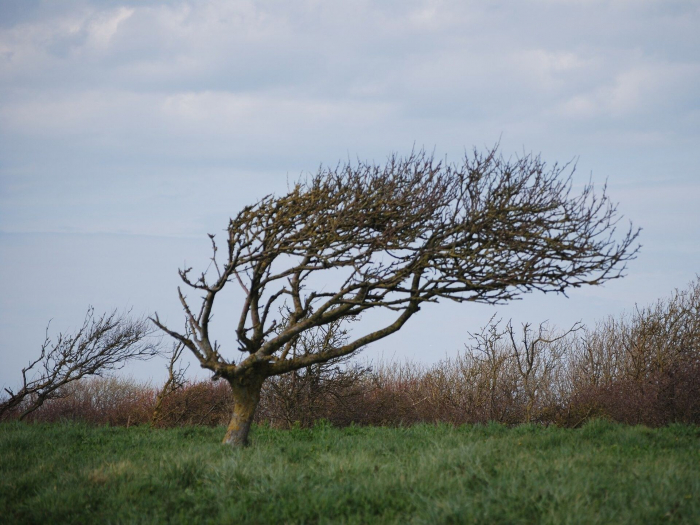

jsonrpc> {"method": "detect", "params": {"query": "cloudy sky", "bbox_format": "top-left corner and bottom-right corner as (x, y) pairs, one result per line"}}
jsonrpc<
(1, 0), (699, 389)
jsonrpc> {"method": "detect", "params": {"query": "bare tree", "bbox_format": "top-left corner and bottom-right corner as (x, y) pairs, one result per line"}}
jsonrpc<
(466, 316), (518, 422)
(506, 320), (581, 422)
(0, 307), (159, 421)
(152, 147), (639, 446)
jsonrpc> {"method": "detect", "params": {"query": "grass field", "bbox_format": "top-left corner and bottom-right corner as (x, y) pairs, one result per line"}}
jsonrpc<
(1, 420), (698, 524)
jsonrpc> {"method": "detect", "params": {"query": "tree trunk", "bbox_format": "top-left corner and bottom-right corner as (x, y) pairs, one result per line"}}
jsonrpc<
(223, 375), (265, 447)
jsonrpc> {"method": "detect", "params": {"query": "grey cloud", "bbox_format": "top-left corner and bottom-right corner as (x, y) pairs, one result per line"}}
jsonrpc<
(2, 1), (697, 131)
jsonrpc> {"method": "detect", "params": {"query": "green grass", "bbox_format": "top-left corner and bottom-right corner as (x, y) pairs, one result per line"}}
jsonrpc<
(1, 420), (699, 524)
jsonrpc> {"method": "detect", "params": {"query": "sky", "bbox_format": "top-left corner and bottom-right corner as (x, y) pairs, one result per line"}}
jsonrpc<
(1, 0), (699, 390)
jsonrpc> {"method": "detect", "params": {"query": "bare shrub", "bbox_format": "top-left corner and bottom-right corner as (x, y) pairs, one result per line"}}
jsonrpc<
(255, 313), (371, 428)
(566, 277), (700, 426)
(23, 377), (156, 426)
(151, 341), (189, 426)
(20, 376), (232, 428)
(257, 363), (369, 428)
(372, 318), (579, 426)
(355, 360), (429, 425)
(153, 380), (232, 427)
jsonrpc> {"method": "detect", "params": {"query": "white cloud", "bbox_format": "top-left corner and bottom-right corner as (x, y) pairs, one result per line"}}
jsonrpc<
(86, 7), (135, 49)
(557, 61), (700, 119)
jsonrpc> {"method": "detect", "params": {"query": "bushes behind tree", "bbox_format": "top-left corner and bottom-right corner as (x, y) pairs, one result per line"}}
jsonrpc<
(5, 279), (700, 429)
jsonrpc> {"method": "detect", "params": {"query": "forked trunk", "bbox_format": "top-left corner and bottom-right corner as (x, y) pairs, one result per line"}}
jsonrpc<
(223, 375), (265, 447)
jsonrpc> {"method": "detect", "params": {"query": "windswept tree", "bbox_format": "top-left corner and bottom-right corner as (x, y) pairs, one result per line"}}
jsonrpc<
(152, 147), (639, 447)
(0, 308), (159, 421)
